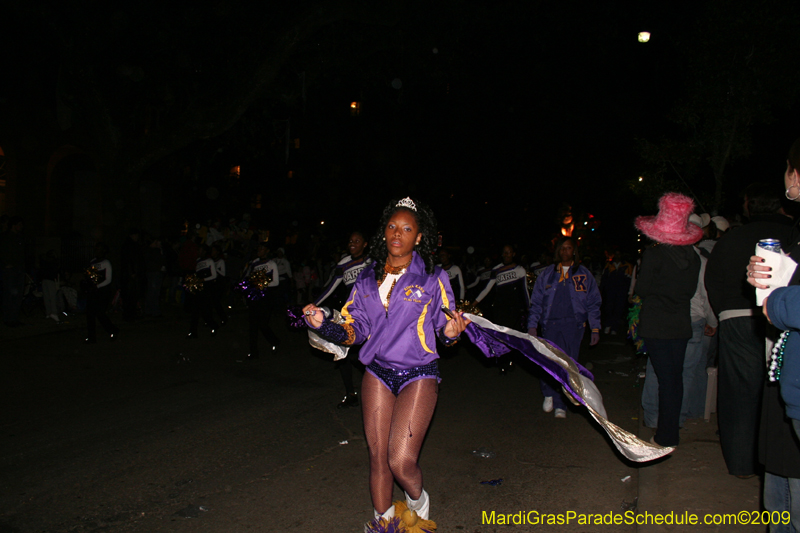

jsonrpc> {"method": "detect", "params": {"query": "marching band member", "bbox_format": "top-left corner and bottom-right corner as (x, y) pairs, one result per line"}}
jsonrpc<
(314, 231), (371, 408)
(528, 237), (601, 418)
(475, 244), (530, 372)
(188, 244), (218, 339)
(242, 242), (280, 359)
(303, 197), (467, 530)
(437, 249), (465, 300)
(84, 243), (119, 344)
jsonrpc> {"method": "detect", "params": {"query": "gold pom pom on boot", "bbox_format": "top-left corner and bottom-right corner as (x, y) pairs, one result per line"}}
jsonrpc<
(394, 493), (437, 532)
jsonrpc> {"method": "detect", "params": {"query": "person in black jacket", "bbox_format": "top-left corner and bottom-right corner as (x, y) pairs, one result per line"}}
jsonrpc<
(634, 193), (702, 448)
(706, 183), (797, 477)
(746, 139), (800, 526)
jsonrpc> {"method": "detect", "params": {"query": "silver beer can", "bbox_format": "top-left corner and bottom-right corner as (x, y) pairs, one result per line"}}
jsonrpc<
(758, 239), (782, 254)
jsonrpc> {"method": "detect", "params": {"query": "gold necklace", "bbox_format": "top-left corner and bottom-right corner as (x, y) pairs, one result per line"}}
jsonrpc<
(379, 258), (411, 311)
(378, 257), (412, 285)
(383, 278), (398, 312)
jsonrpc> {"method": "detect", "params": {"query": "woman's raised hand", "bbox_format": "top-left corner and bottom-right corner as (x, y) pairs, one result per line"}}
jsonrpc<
(444, 311), (470, 339)
(302, 304), (324, 328)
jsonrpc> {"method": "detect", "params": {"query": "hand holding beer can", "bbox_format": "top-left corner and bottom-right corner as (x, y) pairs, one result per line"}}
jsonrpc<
(755, 239), (784, 304)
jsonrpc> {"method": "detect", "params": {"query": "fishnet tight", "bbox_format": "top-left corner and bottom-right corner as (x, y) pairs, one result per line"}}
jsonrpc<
(362, 372), (438, 514)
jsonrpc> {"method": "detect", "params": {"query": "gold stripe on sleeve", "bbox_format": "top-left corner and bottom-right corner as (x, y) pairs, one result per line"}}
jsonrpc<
(438, 278), (452, 320)
(341, 289), (357, 325)
(417, 301), (434, 353)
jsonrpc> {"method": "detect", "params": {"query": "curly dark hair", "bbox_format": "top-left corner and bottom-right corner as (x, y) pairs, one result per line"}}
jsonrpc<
(369, 197), (439, 275)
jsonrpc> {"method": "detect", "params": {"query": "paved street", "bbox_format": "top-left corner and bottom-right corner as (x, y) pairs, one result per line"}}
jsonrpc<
(0, 308), (760, 532)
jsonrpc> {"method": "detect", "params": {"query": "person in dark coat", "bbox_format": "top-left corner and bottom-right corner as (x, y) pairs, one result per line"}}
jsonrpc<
(745, 138), (800, 526)
(599, 247), (633, 335)
(706, 183), (796, 477)
(635, 193), (702, 448)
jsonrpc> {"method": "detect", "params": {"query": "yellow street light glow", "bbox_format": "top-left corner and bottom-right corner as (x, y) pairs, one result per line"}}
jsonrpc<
(321, 221), (325, 225)
(638, 176), (643, 182)
(638, 32), (651, 43)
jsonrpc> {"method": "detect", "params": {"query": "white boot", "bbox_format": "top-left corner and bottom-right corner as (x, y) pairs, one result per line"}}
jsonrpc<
(374, 505), (396, 520)
(365, 505), (395, 533)
(405, 489), (430, 520)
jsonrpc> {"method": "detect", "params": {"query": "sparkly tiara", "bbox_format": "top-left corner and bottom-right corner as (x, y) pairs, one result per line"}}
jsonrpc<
(396, 197), (417, 211)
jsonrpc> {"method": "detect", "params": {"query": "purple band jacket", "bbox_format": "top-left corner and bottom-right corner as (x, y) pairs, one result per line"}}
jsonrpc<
(317, 252), (457, 369)
(527, 263), (602, 331)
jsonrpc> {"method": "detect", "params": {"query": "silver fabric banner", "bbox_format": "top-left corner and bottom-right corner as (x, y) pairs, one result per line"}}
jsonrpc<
(465, 314), (674, 462)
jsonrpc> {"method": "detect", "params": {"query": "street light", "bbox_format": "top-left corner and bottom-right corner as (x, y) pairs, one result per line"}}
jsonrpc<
(638, 32), (651, 43)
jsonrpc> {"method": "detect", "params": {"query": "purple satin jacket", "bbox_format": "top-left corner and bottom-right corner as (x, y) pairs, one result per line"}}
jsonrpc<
(325, 252), (456, 369)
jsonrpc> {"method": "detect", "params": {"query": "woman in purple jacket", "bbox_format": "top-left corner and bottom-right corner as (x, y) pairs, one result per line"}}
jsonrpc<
(303, 197), (467, 529)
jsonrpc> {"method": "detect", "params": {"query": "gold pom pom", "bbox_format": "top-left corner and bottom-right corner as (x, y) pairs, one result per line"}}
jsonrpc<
(393, 500), (437, 531)
(249, 269), (273, 290)
(401, 509), (418, 527)
(183, 273), (204, 294)
(84, 266), (100, 285)
(455, 299), (482, 317)
(526, 271), (537, 292)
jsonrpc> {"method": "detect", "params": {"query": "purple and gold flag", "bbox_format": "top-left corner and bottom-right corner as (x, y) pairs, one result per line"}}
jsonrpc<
(464, 314), (673, 462)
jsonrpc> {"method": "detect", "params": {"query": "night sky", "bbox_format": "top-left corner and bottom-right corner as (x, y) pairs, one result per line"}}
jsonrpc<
(4, 1), (800, 259)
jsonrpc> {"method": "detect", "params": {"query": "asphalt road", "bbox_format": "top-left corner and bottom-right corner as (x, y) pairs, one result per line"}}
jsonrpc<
(1, 310), (645, 532)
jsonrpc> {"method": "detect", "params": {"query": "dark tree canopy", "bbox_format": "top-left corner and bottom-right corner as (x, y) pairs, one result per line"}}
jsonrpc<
(4, 0), (800, 246)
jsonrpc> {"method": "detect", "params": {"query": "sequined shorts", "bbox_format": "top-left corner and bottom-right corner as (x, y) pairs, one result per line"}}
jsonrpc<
(366, 360), (441, 396)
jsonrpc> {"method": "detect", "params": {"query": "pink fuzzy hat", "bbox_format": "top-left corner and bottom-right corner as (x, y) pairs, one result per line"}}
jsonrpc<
(635, 193), (703, 246)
